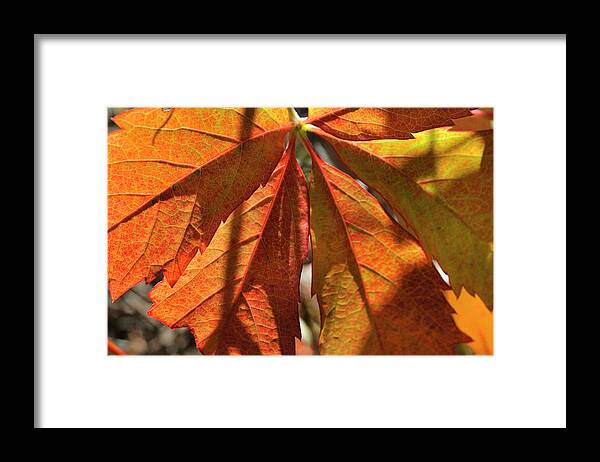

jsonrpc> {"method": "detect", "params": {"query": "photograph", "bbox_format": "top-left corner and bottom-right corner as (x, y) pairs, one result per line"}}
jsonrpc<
(35, 35), (565, 428)
(107, 107), (494, 356)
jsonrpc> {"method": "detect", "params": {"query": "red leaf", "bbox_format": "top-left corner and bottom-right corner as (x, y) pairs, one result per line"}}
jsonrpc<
(307, 107), (473, 141)
(148, 141), (309, 355)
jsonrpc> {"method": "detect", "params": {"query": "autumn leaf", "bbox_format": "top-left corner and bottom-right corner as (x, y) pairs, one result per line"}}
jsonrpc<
(444, 289), (493, 355)
(308, 125), (493, 309)
(305, 137), (471, 354)
(147, 141), (309, 355)
(108, 107), (493, 356)
(108, 108), (292, 301)
(307, 107), (473, 141)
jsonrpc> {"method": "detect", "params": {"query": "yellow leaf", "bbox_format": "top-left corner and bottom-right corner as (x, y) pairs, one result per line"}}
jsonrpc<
(445, 289), (493, 355)
(311, 126), (493, 310)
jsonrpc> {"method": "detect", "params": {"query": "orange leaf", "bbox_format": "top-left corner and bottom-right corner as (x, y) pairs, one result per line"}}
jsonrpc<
(107, 338), (126, 355)
(307, 107), (473, 141)
(108, 108), (292, 300)
(444, 289), (493, 355)
(147, 142), (309, 355)
(107, 107), (493, 356)
(306, 139), (471, 354)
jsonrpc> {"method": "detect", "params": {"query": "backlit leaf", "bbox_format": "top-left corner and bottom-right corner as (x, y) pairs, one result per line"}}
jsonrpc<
(307, 141), (471, 354)
(307, 107), (473, 141)
(311, 127), (493, 309)
(445, 289), (493, 355)
(107, 106), (494, 356)
(148, 142), (309, 355)
(108, 108), (292, 301)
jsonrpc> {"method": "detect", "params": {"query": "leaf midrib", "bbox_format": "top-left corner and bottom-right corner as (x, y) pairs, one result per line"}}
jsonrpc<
(161, 153), (293, 330)
(312, 156), (386, 353)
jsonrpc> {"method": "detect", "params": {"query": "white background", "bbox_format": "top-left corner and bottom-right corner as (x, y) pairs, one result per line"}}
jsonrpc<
(36, 35), (566, 428)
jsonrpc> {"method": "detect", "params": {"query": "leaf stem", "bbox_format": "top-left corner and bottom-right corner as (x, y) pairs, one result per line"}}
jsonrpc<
(297, 128), (322, 165)
(287, 107), (301, 124)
